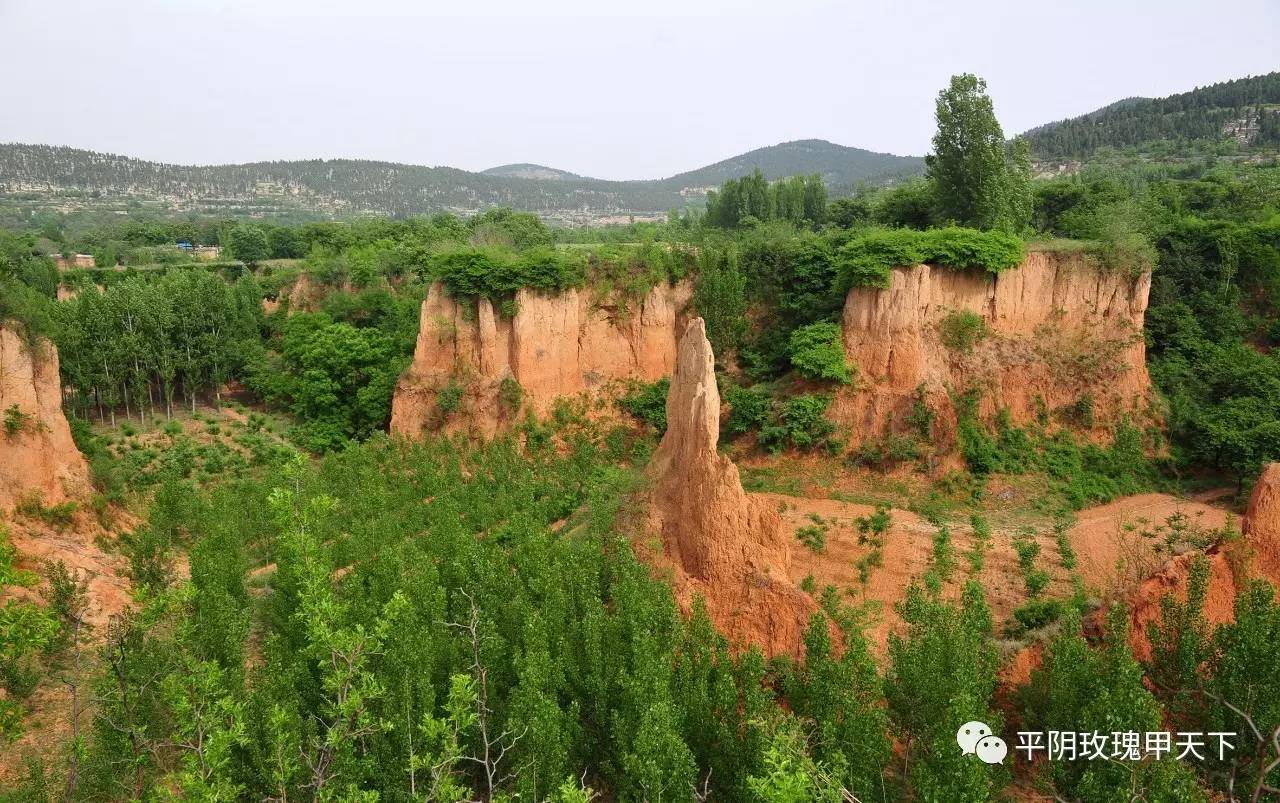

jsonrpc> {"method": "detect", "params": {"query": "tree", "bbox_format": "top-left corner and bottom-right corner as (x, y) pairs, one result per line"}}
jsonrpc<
(886, 581), (1004, 801)
(926, 74), (1030, 232)
(224, 223), (270, 265)
(1027, 606), (1206, 802)
(1149, 562), (1280, 800)
(692, 249), (748, 357)
(786, 615), (891, 799)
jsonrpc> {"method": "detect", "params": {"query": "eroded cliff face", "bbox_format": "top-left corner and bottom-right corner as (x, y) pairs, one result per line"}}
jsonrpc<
(1126, 463), (1280, 659)
(391, 280), (691, 437)
(835, 251), (1153, 447)
(0, 328), (90, 512)
(645, 318), (818, 657)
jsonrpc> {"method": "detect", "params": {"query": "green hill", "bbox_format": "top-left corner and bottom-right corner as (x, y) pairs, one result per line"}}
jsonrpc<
(479, 163), (587, 181)
(653, 139), (923, 189)
(0, 140), (923, 222)
(1022, 72), (1280, 160)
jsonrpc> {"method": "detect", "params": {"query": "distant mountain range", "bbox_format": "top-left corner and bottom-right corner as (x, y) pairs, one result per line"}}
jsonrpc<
(1022, 71), (1280, 161)
(0, 139), (922, 223)
(5, 71), (1277, 224)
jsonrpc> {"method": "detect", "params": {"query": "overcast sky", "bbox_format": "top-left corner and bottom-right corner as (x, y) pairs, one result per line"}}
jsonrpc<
(2, 0), (1277, 180)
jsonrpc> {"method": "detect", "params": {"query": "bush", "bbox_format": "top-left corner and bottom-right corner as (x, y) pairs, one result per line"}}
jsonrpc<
(1011, 599), (1064, 633)
(3, 405), (30, 437)
(777, 394), (836, 451)
(787, 322), (855, 383)
(938, 310), (989, 354)
(796, 523), (827, 553)
(498, 376), (523, 413)
(723, 385), (773, 436)
(835, 229), (922, 290)
(432, 245), (586, 300)
(835, 227), (1026, 294)
(1025, 569), (1051, 598)
(436, 380), (464, 415)
(15, 494), (78, 529)
(849, 434), (920, 470)
(918, 227), (1024, 272)
(618, 378), (669, 434)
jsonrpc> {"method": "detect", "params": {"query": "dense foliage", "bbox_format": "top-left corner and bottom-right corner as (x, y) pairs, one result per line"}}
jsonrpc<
(926, 74), (1034, 232)
(1024, 71), (1280, 160)
(704, 171), (828, 229)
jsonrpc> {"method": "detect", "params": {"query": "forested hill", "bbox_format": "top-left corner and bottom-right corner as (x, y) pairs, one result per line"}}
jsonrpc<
(1022, 71), (1280, 160)
(0, 139), (922, 222)
(479, 163), (587, 181)
(655, 139), (924, 190)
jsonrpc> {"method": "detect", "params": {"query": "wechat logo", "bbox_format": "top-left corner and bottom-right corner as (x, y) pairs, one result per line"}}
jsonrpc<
(957, 721), (1008, 764)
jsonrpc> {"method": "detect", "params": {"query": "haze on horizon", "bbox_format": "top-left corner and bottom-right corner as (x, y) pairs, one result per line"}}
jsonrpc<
(2, 0), (1277, 181)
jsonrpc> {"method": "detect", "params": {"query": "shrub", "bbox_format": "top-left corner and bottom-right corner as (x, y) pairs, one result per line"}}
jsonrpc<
(618, 378), (669, 434)
(432, 245), (586, 300)
(849, 434), (920, 470)
(796, 520), (828, 553)
(723, 385), (772, 436)
(906, 385), (935, 438)
(938, 310), (989, 354)
(15, 494), (78, 529)
(3, 405), (30, 437)
(1056, 394), (1095, 428)
(857, 505), (892, 540)
(1011, 599), (1064, 633)
(930, 525), (956, 581)
(1054, 519), (1078, 570)
(777, 394), (836, 451)
(918, 227), (1024, 273)
(498, 376), (523, 413)
(835, 226), (1026, 294)
(787, 322), (854, 383)
(835, 229), (923, 290)
(1013, 534), (1041, 572)
(436, 380), (464, 415)
(1025, 569), (1051, 598)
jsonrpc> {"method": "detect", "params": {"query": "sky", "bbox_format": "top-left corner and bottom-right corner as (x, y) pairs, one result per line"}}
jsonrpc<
(2, 0), (1277, 180)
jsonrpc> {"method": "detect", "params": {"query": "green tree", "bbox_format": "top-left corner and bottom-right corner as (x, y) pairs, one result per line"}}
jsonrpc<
(786, 615), (891, 798)
(926, 74), (1029, 232)
(224, 223), (271, 265)
(1026, 606), (1206, 802)
(886, 581), (1004, 802)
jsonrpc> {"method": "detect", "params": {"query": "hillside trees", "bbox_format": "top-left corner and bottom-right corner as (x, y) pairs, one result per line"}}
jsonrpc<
(55, 271), (263, 421)
(705, 171), (828, 229)
(1147, 561), (1280, 799)
(886, 581), (1004, 801)
(1023, 71), (1280, 159)
(926, 74), (1033, 232)
(1024, 607), (1206, 801)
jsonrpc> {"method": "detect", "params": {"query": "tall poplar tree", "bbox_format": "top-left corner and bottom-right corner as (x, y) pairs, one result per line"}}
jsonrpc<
(926, 73), (1031, 232)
